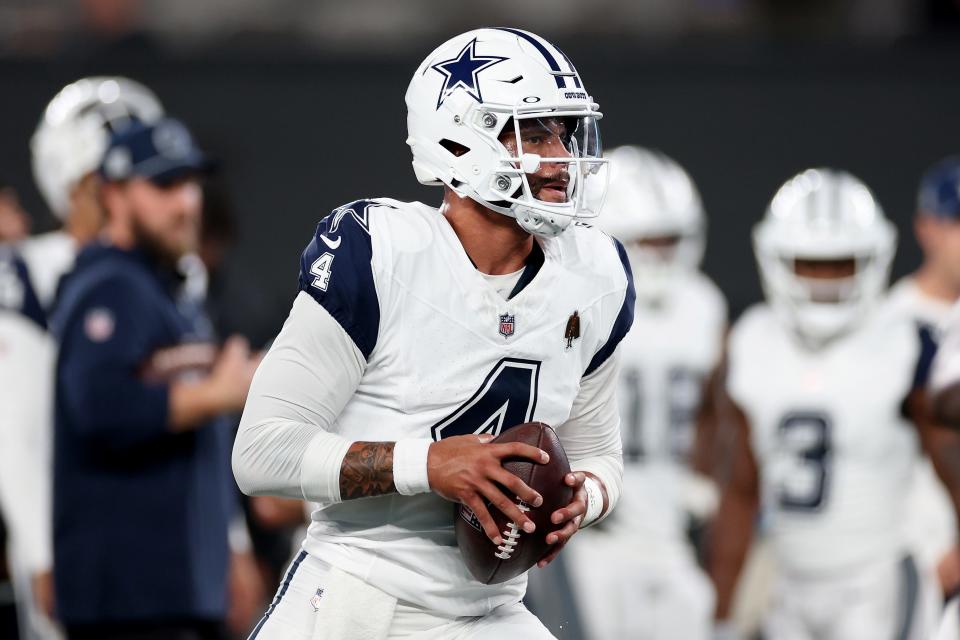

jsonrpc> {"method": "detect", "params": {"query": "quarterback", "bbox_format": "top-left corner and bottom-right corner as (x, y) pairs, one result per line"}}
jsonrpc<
(233, 28), (633, 639)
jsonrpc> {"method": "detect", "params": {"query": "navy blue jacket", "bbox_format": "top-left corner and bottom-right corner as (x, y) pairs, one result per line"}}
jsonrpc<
(50, 244), (233, 625)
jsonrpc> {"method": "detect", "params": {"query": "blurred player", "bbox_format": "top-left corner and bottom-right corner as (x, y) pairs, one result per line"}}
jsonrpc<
(561, 146), (725, 640)
(50, 116), (261, 640)
(0, 77), (164, 640)
(709, 169), (958, 640)
(233, 28), (631, 639)
(0, 180), (30, 242)
(888, 156), (960, 601)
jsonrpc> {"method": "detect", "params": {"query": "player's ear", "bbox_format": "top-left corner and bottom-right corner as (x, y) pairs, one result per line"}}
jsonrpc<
(96, 177), (126, 221)
(913, 214), (937, 253)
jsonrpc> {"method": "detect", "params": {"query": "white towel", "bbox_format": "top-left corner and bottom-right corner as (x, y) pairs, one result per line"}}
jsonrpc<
(312, 566), (397, 640)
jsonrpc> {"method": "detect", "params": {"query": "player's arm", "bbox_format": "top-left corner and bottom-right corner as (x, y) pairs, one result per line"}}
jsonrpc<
(233, 211), (544, 544)
(542, 346), (626, 567)
(908, 388), (960, 533)
(904, 321), (960, 530)
(931, 301), (960, 428)
(691, 339), (728, 480)
(233, 292), (546, 541)
(0, 316), (55, 610)
(534, 236), (636, 565)
(58, 279), (254, 447)
(707, 382), (760, 622)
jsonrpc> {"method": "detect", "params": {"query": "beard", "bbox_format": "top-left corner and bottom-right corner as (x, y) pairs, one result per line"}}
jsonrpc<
(527, 169), (571, 203)
(130, 213), (195, 271)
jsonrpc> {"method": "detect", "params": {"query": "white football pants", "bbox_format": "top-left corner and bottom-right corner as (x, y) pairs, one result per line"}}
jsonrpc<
(564, 531), (714, 640)
(248, 551), (555, 640)
(764, 555), (939, 640)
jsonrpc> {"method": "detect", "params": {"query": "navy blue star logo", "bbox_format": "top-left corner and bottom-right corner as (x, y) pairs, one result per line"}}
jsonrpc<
(431, 39), (507, 110)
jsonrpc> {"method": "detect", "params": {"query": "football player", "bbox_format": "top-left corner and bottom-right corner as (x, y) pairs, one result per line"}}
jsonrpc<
(560, 146), (725, 640)
(232, 28), (632, 639)
(0, 77), (164, 640)
(709, 169), (959, 640)
(927, 157), (960, 430)
(888, 156), (960, 602)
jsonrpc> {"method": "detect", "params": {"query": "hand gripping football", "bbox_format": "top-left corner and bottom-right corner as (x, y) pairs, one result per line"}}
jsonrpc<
(455, 422), (573, 584)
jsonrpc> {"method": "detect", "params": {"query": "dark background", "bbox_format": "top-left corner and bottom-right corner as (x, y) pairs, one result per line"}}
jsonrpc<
(1, 38), (958, 340)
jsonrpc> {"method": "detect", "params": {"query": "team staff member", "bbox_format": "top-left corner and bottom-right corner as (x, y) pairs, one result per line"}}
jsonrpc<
(50, 118), (260, 640)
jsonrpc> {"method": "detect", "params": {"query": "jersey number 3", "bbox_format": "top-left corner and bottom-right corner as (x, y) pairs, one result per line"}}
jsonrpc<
(776, 411), (831, 512)
(431, 358), (541, 441)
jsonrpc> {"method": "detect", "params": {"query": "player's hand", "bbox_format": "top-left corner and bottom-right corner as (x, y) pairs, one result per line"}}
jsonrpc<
(209, 336), (262, 413)
(537, 471), (587, 568)
(31, 570), (56, 620)
(428, 433), (548, 546)
(226, 550), (265, 635)
(938, 544), (960, 598)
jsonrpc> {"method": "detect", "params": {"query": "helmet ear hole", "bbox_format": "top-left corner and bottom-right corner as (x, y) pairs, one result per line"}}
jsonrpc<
(439, 139), (471, 157)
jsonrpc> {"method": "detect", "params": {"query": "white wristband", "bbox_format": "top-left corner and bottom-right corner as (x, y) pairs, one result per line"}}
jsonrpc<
(393, 439), (433, 496)
(581, 476), (604, 527)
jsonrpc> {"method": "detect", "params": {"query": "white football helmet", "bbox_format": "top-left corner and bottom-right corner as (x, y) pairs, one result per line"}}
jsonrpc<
(597, 146), (705, 303)
(31, 76), (164, 220)
(753, 168), (896, 347)
(406, 28), (607, 238)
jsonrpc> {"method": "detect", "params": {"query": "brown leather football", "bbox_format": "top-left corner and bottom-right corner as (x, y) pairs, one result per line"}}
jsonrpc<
(455, 422), (573, 584)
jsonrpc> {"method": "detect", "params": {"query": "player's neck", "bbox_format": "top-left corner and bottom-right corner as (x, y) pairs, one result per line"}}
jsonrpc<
(913, 263), (960, 303)
(440, 190), (534, 275)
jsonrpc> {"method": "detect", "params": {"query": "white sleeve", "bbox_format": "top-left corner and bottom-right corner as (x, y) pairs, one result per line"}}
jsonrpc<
(931, 300), (960, 393)
(554, 348), (624, 522)
(232, 292), (362, 502)
(0, 316), (54, 574)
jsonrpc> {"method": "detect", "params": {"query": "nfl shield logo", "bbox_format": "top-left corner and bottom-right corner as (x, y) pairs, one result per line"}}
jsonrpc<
(498, 313), (515, 338)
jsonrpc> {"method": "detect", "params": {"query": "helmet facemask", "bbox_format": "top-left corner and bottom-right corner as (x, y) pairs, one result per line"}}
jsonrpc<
(485, 108), (607, 237)
(625, 230), (705, 306)
(753, 168), (897, 350)
(425, 99), (608, 238)
(757, 249), (891, 348)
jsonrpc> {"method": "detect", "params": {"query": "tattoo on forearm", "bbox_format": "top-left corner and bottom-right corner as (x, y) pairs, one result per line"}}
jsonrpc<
(339, 442), (396, 500)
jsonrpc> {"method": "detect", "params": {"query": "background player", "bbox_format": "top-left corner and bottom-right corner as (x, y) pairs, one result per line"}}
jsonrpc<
(888, 156), (960, 602)
(232, 27), (631, 638)
(0, 76), (164, 640)
(709, 168), (959, 639)
(560, 146), (725, 640)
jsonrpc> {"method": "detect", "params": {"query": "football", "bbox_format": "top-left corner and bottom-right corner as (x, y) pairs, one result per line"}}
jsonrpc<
(455, 422), (573, 584)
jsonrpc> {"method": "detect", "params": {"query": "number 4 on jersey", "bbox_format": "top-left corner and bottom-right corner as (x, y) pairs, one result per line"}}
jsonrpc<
(309, 253), (335, 291)
(431, 358), (541, 441)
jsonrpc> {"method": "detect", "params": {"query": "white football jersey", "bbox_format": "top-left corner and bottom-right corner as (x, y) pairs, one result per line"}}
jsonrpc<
(294, 199), (633, 616)
(886, 276), (958, 575)
(604, 272), (726, 558)
(888, 276), (954, 334)
(727, 303), (921, 576)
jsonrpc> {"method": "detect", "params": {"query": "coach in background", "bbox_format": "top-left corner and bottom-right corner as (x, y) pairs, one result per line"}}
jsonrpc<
(50, 117), (260, 640)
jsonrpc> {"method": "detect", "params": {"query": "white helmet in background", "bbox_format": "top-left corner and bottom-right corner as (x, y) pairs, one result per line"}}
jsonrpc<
(753, 168), (896, 347)
(406, 28), (608, 238)
(31, 76), (165, 220)
(597, 146), (705, 303)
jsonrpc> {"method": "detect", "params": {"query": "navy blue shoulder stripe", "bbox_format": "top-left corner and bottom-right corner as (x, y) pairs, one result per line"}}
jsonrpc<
(494, 27), (568, 89)
(0, 249), (47, 331)
(298, 200), (393, 360)
(585, 238), (636, 377)
(912, 321), (938, 390)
